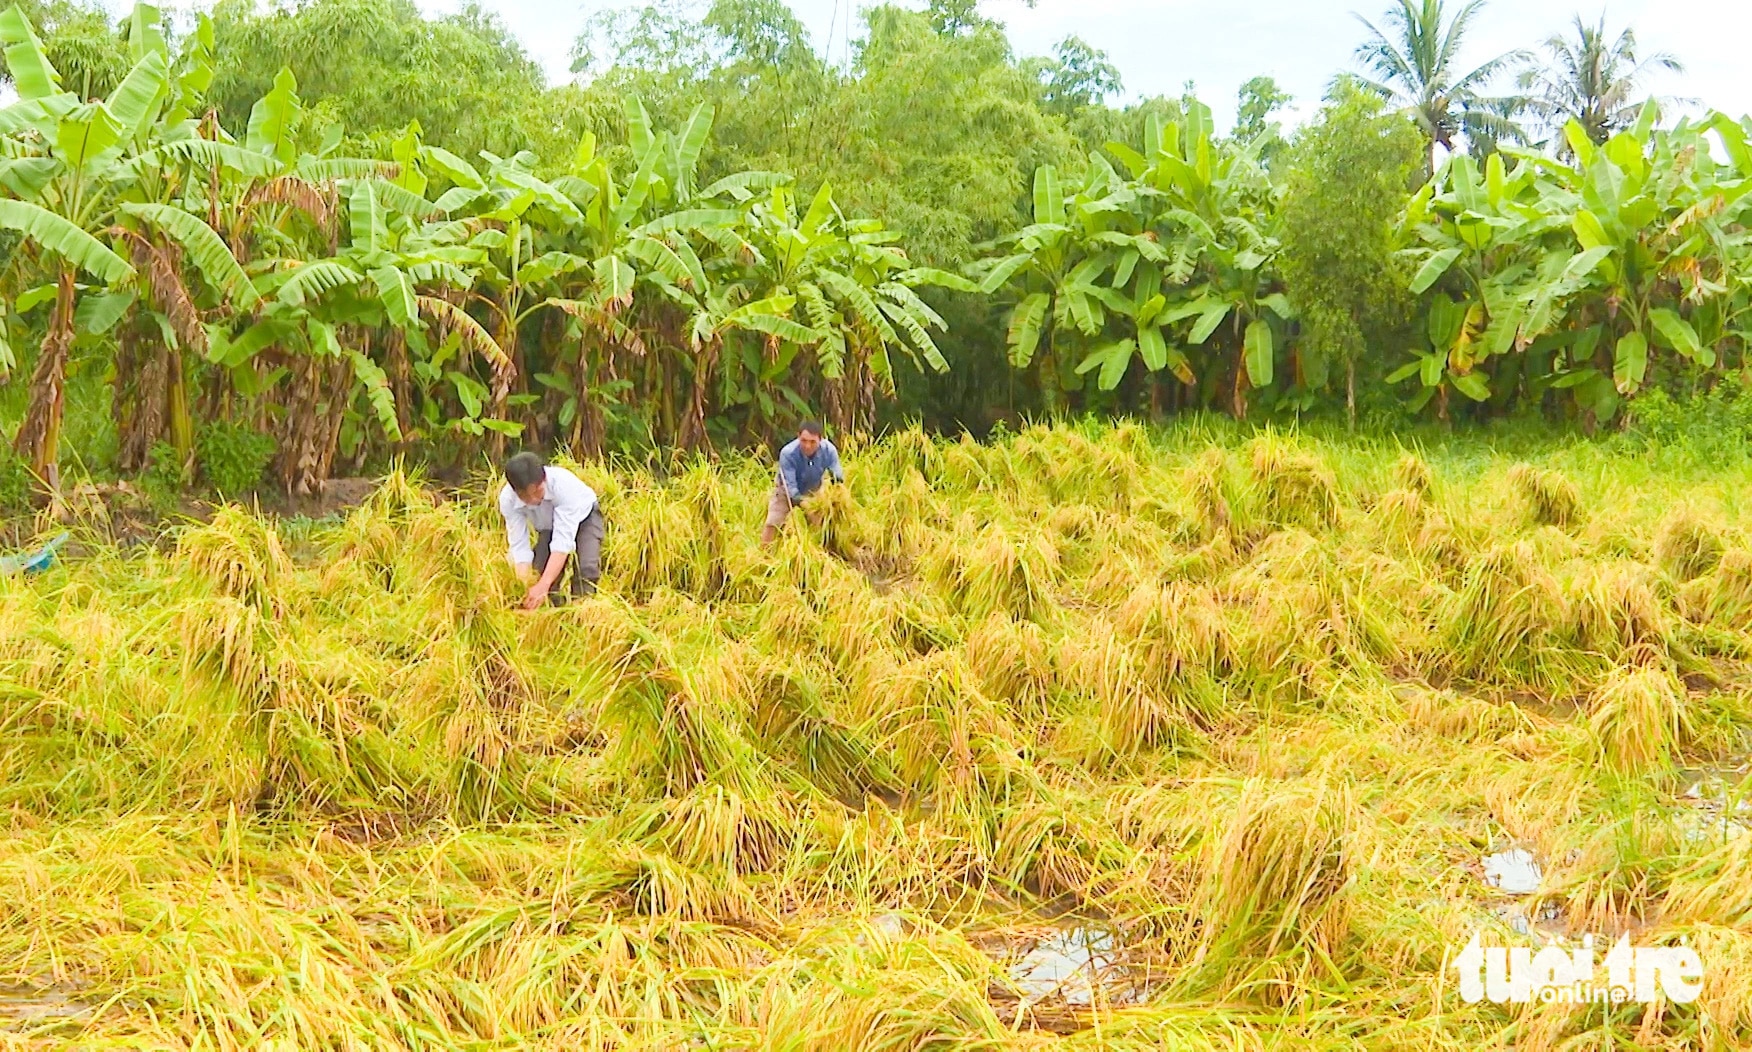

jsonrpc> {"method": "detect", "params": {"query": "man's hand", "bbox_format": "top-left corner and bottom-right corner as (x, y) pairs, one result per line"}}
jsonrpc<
(522, 581), (550, 610)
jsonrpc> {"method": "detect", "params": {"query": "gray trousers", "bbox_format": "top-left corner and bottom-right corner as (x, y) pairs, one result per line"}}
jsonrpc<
(533, 505), (605, 603)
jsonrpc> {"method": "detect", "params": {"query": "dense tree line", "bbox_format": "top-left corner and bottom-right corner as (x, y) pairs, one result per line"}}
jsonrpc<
(0, 0), (1740, 498)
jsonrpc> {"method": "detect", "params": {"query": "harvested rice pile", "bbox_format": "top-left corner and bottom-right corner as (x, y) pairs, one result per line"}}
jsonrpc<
(0, 422), (1749, 1049)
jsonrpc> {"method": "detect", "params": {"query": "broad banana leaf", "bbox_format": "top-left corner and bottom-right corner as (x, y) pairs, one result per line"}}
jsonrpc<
(0, 199), (132, 283)
(121, 202), (260, 309)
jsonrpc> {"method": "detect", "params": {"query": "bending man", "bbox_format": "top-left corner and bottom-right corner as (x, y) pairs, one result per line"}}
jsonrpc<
(762, 420), (844, 545)
(499, 451), (605, 608)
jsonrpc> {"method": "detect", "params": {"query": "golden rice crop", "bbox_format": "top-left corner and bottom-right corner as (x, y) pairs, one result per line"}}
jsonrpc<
(2, 421), (1751, 1050)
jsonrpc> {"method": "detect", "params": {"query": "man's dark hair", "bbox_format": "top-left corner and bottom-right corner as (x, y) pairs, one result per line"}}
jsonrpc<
(798, 420), (824, 437)
(504, 451), (546, 493)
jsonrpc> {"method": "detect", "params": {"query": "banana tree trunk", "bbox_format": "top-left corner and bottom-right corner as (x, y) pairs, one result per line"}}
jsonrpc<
(677, 341), (718, 452)
(574, 336), (606, 459)
(384, 328), (412, 453)
(487, 304), (517, 462)
(1038, 342), (1061, 416)
(168, 348), (193, 475)
(13, 269), (77, 492)
(1346, 359), (1356, 431)
(277, 351), (350, 498)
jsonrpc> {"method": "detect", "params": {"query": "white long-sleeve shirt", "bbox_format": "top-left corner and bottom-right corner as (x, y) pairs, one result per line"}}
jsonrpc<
(498, 465), (598, 567)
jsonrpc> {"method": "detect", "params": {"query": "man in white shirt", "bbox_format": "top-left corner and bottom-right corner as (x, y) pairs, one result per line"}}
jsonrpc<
(498, 451), (605, 609)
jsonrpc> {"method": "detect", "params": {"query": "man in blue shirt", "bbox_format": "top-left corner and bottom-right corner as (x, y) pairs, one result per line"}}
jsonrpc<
(762, 420), (844, 545)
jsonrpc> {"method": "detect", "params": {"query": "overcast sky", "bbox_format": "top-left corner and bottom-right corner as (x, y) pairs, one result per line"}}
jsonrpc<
(415, 0), (1750, 130)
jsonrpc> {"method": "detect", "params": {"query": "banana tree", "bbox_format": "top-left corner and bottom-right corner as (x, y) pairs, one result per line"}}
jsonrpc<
(971, 163), (1127, 411)
(724, 180), (969, 439)
(0, 3), (183, 488)
(1402, 103), (1752, 423)
(112, 60), (398, 475)
(979, 100), (1294, 418)
(1126, 103), (1293, 417)
(252, 177), (492, 493)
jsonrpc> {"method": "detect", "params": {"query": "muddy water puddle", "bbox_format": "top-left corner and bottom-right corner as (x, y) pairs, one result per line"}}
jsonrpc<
(1671, 762), (1751, 843)
(0, 985), (95, 1029)
(979, 923), (1162, 1031)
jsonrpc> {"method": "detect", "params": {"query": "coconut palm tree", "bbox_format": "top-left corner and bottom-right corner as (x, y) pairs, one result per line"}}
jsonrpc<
(1352, 0), (1527, 166)
(1517, 15), (1684, 150)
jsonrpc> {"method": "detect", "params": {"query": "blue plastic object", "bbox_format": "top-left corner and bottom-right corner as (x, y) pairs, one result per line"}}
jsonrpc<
(0, 531), (69, 576)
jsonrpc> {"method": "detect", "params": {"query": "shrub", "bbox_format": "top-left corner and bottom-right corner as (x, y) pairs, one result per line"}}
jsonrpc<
(141, 441), (184, 510)
(197, 421), (276, 496)
(0, 443), (32, 510)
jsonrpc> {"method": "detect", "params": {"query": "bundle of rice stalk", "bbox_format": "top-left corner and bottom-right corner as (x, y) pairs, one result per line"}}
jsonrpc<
(991, 794), (1114, 901)
(600, 842), (764, 924)
(614, 489), (694, 599)
(1687, 547), (1752, 628)
(871, 588), (961, 658)
(1654, 505), (1726, 582)
(853, 650), (1024, 801)
(176, 506), (295, 614)
(603, 643), (765, 796)
(1507, 463), (1582, 528)
(1393, 452), (1433, 495)
(1369, 487), (1433, 555)
(1400, 687), (1526, 743)
(1588, 665), (1691, 775)
(177, 593), (274, 699)
(768, 518), (862, 595)
(875, 424), (942, 485)
(332, 481), (516, 621)
(669, 463), (730, 600)
(644, 781), (800, 876)
(1247, 434), (1339, 530)
(1416, 506), (1470, 575)
(1053, 429), (1141, 510)
(750, 578), (827, 657)
(1570, 560), (1672, 661)
(753, 937), (1006, 1051)
(938, 434), (994, 495)
(1182, 447), (1239, 538)
(746, 657), (891, 800)
(1223, 530), (1389, 700)
(804, 481), (869, 562)
(1436, 540), (1574, 687)
(963, 611), (1055, 715)
(1661, 833), (1752, 929)
(1188, 776), (1351, 998)
(1058, 621), (1196, 758)
(866, 467), (938, 566)
(1114, 582), (1227, 701)
(811, 584), (902, 667)
(929, 520), (1060, 624)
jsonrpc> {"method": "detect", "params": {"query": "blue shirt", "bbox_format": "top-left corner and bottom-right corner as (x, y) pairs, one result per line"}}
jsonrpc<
(778, 437), (843, 501)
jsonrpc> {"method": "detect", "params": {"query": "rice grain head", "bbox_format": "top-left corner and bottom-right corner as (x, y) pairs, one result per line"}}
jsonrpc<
(1190, 776), (1352, 1000)
(1508, 463), (1582, 529)
(1654, 505), (1727, 582)
(1588, 665), (1690, 775)
(1248, 435), (1339, 530)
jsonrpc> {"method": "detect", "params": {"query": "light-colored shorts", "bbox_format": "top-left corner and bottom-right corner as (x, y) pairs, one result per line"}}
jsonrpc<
(765, 479), (794, 529)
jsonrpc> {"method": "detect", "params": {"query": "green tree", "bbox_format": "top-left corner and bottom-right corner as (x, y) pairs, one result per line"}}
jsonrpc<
(1352, 0), (1526, 166)
(1235, 76), (1290, 138)
(1516, 15), (1683, 150)
(1030, 36), (1122, 115)
(1279, 86), (1423, 424)
(207, 0), (551, 163)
